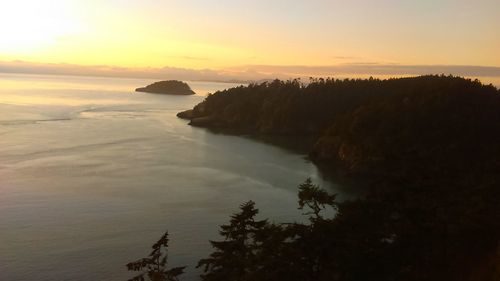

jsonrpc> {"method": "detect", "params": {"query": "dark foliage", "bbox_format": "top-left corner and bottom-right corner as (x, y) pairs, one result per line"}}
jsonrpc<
(178, 75), (500, 179)
(197, 201), (268, 281)
(311, 76), (500, 180)
(146, 75), (500, 280)
(126, 231), (186, 281)
(298, 178), (337, 220)
(197, 179), (499, 281)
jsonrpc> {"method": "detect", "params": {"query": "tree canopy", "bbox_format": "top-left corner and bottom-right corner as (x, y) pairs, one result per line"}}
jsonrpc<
(131, 177), (499, 280)
(138, 75), (500, 280)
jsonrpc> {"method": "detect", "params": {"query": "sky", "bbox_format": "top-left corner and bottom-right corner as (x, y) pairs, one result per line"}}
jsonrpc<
(0, 0), (499, 82)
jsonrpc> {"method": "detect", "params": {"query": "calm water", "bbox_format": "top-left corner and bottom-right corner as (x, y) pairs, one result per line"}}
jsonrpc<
(0, 73), (346, 281)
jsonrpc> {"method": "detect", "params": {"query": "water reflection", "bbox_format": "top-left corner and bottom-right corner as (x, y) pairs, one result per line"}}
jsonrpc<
(0, 73), (342, 281)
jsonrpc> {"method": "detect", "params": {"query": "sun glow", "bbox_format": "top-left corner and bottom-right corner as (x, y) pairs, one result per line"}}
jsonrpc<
(0, 0), (498, 75)
(0, 1), (86, 52)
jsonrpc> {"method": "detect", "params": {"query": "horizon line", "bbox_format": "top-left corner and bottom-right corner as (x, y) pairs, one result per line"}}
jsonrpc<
(1, 60), (499, 86)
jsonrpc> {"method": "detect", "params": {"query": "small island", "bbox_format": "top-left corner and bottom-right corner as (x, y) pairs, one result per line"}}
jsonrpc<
(135, 80), (196, 95)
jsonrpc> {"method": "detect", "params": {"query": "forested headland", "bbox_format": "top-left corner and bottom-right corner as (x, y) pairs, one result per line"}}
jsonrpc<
(177, 75), (500, 180)
(129, 75), (499, 281)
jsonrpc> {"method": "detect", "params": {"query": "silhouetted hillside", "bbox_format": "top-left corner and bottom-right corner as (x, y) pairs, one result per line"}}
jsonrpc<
(178, 75), (500, 180)
(169, 76), (500, 281)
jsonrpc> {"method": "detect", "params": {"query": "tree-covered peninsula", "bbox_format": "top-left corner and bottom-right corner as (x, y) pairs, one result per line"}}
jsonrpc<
(144, 75), (500, 281)
(136, 80), (196, 95)
(177, 75), (500, 179)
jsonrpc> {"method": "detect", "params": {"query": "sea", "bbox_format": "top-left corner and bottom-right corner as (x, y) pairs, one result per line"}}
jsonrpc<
(0, 73), (349, 280)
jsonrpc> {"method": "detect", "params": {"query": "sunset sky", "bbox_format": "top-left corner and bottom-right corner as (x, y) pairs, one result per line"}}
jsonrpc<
(0, 0), (499, 82)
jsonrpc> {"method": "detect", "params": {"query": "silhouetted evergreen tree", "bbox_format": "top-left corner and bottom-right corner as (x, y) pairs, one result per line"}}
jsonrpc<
(193, 178), (499, 281)
(126, 231), (186, 281)
(130, 176), (499, 281)
(197, 201), (267, 281)
(298, 178), (337, 221)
